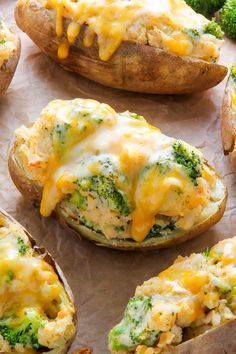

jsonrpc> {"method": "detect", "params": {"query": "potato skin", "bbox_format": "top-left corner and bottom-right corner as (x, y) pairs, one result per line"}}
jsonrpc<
(15, 0), (227, 94)
(0, 27), (20, 96)
(221, 75), (236, 167)
(0, 208), (77, 354)
(175, 319), (236, 354)
(8, 145), (227, 251)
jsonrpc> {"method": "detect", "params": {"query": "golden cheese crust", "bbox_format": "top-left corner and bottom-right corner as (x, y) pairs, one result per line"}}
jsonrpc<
(15, 0), (227, 94)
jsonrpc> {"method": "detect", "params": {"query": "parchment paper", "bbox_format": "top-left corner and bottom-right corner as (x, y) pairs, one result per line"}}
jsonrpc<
(0, 1), (236, 352)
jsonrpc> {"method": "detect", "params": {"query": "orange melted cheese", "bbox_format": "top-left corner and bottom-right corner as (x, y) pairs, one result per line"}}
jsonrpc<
(45, 0), (220, 62)
(15, 99), (217, 242)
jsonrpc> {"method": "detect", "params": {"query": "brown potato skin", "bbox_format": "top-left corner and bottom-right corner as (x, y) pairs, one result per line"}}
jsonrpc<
(15, 0), (227, 94)
(0, 27), (20, 96)
(0, 209), (77, 354)
(8, 145), (227, 251)
(175, 320), (236, 354)
(221, 75), (236, 167)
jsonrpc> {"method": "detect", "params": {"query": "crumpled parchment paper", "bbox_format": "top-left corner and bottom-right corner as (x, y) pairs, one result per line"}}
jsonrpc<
(0, 1), (236, 353)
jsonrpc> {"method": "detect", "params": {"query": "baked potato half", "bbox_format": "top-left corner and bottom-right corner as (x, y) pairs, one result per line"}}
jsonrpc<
(15, 0), (227, 94)
(221, 63), (236, 167)
(8, 98), (227, 250)
(0, 20), (20, 96)
(109, 237), (236, 353)
(0, 209), (77, 353)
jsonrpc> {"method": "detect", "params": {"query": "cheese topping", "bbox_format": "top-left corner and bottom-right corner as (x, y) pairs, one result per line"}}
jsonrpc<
(0, 214), (75, 353)
(45, 0), (222, 62)
(109, 237), (236, 353)
(230, 64), (236, 127)
(14, 99), (222, 242)
(0, 21), (16, 68)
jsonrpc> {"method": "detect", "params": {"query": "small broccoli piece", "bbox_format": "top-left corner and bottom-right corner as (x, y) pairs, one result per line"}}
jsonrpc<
(173, 142), (202, 185)
(231, 64), (236, 82)
(183, 28), (200, 38)
(204, 19), (224, 39)
(70, 190), (87, 210)
(203, 247), (210, 258)
(109, 296), (159, 351)
(76, 175), (131, 216)
(147, 222), (177, 239)
(5, 271), (14, 285)
(0, 309), (47, 349)
(17, 237), (28, 255)
(0, 40), (6, 45)
(221, 0), (236, 39)
(185, 0), (226, 17)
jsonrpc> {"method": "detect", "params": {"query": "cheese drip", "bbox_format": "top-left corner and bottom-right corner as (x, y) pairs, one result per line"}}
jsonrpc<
(45, 0), (221, 62)
(15, 99), (217, 242)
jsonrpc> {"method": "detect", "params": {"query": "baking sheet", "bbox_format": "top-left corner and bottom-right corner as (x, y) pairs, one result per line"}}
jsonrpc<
(0, 1), (236, 352)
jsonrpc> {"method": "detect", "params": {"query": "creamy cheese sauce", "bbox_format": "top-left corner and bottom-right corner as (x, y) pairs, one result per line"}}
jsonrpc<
(45, 0), (222, 62)
(109, 237), (236, 354)
(15, 99), (220, 242)
(230, 65), (236, 128)
(0, 21), (16, 68)
(0, 214), (75, 352)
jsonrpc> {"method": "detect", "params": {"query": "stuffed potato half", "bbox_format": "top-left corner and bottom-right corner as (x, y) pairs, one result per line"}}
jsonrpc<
(221, 64), (236, 167)
(0, 209), (76, 353)
(0, 20), (20, 96)
(15, 0), (227, 94)
(109, 237), (236, 353)
(9, 98), (227, 250)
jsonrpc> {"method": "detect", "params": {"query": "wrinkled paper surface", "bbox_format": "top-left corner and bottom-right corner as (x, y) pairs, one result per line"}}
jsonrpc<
(0, 1), (236, 353)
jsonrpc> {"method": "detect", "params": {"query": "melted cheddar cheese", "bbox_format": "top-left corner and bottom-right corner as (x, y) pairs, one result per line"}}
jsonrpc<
(109, 237), (236, 353)
(0, 21), (16, 68)
(45, 0), (222, 62)
(14, 99), (223, 242)
(0, 214), (75, 352)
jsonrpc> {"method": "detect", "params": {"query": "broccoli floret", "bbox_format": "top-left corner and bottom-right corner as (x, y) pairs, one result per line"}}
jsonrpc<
(183, 28), (200, 38)
(221, 0), (236, 39)
(173, 142), (202, 184)
(109, 296), (159, 351)
(147, 222), (177, 239)
(0, 308), (47, 349)
(185, 0), (226, 17)
(204, 19), (224, 39)
(70, 190), (87, 210)
(5, 270), (14, 285)
(76, 175), (131, 216)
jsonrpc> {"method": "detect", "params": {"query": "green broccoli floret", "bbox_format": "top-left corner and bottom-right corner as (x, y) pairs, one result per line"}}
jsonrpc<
(109, 296), (159, 352)
(173, 142), (202, 185)
(0, 308), (47, 349)
(185, 0), (226, 17)
(183, 28), (200, 38)
(204, 19), (224, 39)
(221, 0), (236, 39)
(76, 175), (131, 216)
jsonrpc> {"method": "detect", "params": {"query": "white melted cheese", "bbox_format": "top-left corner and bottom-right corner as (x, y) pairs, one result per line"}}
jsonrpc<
(15, 99), (220, 242)
(45, 0), (222, 62)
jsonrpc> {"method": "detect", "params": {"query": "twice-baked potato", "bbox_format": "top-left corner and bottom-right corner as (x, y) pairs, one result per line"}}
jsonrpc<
(109, 237), (236, 353)
(0, 20), (20, 96)
(9, 98), (227, 250)
(0, 209), (76, 353)
(15, 0), (227, 94)
(221, 63), (236, 167)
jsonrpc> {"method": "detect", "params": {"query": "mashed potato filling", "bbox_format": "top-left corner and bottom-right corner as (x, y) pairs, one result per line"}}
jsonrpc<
(0, 215), (75, 353)
(0, 21), (16, 68)
(109, 237), (236, 353)
(14, 99), (223, 242)
(45, 0), (222, 62)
